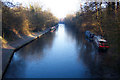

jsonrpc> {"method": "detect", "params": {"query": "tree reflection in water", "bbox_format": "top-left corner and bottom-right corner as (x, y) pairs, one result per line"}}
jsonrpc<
(4, 32), (55, 78)
(4, 24), (119, 78)
(65, 25), (119, 78)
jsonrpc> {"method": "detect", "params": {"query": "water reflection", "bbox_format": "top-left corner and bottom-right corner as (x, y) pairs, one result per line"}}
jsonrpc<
(4, 24), (117, 78)
(5, 32), (55, 78)
(65, 25), (118, 78)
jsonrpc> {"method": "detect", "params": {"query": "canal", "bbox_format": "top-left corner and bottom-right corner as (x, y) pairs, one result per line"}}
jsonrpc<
(4, 24), (107, 78)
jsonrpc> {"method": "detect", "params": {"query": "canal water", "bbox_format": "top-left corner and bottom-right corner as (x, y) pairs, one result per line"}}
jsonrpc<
(4, 24), (105, 78)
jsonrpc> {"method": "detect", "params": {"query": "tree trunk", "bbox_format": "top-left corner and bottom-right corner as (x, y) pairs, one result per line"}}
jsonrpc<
(117, 2), (119, 10)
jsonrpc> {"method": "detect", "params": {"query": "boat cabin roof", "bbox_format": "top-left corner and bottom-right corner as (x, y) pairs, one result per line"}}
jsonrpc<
(95, 36), (107, 42)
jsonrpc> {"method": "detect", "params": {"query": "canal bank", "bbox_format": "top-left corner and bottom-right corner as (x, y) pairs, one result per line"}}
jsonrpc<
(2, 25), (58, 79)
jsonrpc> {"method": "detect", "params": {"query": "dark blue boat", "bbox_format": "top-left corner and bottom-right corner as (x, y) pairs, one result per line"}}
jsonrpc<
(85, 31), (95, 41)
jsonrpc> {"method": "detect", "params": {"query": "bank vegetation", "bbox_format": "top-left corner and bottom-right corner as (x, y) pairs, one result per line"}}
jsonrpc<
(64, 1), (120, 75)
(1, 1), (58, 47)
